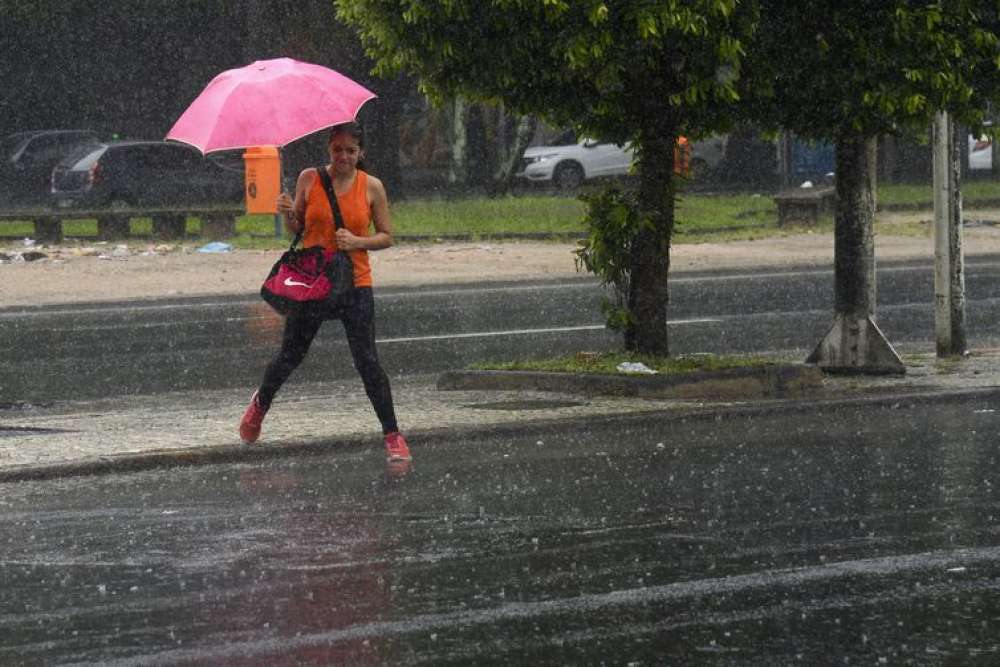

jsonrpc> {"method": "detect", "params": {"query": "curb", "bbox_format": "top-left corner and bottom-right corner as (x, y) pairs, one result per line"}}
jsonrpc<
(437, 364), (825, 400)
(3, 385), (999, 484)
(0, 434), (370, 484)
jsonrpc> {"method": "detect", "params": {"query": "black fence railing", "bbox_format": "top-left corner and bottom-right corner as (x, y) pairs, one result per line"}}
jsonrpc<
(0, 206), (246, 244)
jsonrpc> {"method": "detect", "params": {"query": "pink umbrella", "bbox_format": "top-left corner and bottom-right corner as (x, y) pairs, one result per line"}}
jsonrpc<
(166, 57), (376, 154)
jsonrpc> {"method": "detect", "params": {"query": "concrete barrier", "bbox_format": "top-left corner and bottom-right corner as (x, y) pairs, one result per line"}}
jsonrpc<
(437, 364), (825, 400)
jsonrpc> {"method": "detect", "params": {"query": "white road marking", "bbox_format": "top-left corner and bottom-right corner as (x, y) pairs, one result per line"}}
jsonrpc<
(377, 319), (722, 344)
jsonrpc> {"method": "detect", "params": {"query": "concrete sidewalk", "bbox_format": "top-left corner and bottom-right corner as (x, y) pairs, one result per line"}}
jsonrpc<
(2, 349), (999, 482)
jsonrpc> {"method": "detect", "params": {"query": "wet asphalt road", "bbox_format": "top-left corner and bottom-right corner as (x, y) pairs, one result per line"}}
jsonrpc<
(5, 256), (1000, 403)
(3, 394), (1000, 664)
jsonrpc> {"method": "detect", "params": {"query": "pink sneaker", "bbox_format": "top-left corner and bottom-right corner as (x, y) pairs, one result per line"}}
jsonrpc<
(384, 431), (412, 462)
(239, 391), (268, 444)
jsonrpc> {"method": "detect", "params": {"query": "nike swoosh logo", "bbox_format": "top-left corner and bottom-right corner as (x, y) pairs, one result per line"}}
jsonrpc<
(283, 277), (314, 288)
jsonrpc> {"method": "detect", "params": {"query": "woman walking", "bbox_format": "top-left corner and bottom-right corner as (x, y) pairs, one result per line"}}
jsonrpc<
(239, 122), (410, 467)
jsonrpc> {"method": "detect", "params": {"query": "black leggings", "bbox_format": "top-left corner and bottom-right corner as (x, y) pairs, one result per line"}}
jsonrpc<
(257, 287), (398, 434)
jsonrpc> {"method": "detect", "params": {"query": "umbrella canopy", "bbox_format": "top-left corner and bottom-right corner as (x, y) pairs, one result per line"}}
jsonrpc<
(166, 58), (376, 154)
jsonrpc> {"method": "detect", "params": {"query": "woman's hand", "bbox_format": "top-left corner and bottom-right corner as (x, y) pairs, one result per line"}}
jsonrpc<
(276, 192), (302, 233)
(276, 191), (294, 215)
(335, 227), (363, 251)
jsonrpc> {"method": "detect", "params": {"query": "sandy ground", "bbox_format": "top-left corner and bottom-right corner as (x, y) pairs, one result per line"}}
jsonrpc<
(4, 209), (1000, 307)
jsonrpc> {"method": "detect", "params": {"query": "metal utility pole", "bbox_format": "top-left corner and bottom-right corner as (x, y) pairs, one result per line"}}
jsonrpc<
(932, 110), (967, 357)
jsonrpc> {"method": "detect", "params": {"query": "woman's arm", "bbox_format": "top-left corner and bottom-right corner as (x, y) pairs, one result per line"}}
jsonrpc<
(335, 174), (394, 251)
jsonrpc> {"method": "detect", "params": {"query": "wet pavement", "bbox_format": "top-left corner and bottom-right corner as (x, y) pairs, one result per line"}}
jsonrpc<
(4, 254), (1000, 662)
(0, 348), (999, 481)
(2, 392), (1000, 664)
(7, 256), (1000, 402)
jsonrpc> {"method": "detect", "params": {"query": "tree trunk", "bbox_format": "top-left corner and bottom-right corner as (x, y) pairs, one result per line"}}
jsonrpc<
(833, 134), (877, 317)
(466, 103), (490, 188)
(449, 97), (468, 186)
(627, 126), (676, 355)
(777, 132), (793, 189)
(490, 114), (537, 196)
(807, 133), (904, 373)
(992, 131), (1000, 179)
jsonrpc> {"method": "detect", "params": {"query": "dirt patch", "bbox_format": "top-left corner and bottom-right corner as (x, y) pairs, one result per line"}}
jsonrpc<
(4, 209), (1000, 308)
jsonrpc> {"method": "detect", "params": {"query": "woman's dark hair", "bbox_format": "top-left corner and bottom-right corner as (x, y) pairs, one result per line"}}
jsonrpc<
(328, 122), (367, 171)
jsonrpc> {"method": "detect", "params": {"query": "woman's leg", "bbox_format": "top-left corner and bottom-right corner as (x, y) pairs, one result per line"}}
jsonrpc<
(341, 288), (398, 434)
(257, 309), (324, 409)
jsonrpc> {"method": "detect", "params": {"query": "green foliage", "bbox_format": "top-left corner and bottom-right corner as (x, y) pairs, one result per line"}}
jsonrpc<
(752, 1), (1000, 140)
(573, 188), (648, 331)
(392, 195), (585, 235)
(338, 0), (759, 147)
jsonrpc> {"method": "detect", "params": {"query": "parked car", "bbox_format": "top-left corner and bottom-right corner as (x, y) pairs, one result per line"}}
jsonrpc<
(969, 134), (993, 170)
(689, 134), (728, 178)
(517, 133), (635, 190)
(0, 129), (101, 206)
(516, 130), (718, 190)
(51, 141), (244, 209)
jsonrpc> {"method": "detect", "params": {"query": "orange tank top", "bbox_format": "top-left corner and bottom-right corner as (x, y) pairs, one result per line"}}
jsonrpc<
(301, 168), (373, 288)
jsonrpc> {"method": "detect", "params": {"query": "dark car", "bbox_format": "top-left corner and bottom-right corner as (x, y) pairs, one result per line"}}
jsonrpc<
(0, 129), (101, 206)
(51, 141), (244, 209)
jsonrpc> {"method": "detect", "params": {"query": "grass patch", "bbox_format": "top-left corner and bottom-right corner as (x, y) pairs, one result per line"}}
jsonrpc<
(3, 181), (995, 249)
(673, 193), (780, 242)
(878, 181), (1000, 207)
(392, 195), (587, 236)
(877, 220), (931, 237)
(470, 352), (778, 375)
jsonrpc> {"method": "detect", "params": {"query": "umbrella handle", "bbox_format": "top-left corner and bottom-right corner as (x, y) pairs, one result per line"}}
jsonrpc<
(275, 147), (287, 239)
(278, 146), (288, 192)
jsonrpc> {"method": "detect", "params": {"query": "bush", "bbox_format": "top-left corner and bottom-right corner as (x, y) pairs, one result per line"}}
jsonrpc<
(574, 187), (648, 333)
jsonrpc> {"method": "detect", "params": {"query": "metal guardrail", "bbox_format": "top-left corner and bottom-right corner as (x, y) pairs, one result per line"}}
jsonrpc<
(0, 206), (246, 243)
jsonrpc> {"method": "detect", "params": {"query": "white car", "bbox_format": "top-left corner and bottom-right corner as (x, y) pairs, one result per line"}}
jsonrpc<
(517, 137), (634, 190)
(517, 133), (727, 189)
(969, 134), (992, 170)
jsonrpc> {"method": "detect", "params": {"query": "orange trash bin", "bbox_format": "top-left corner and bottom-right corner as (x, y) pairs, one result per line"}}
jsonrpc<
(674, 136), (691, 176)
(243, 147), (281, 214)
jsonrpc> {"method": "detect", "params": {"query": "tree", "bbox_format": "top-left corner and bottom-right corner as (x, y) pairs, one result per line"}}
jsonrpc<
(751, 0), (1000, 371)
(338, 0), (759, 354)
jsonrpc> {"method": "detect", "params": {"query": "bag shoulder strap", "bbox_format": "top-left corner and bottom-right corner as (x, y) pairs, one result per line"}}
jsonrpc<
(315, 165), (347, 231)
